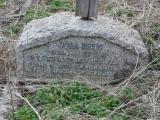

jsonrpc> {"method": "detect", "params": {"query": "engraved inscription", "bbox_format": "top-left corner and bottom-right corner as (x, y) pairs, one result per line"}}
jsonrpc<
(23, 37), (133, 80)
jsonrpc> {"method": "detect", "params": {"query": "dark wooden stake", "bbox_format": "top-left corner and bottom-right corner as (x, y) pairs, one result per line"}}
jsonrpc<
(75, 0), (99, 20)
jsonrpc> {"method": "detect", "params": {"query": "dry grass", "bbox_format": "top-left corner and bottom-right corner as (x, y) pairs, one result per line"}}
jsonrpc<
(100, 0), (160, 54)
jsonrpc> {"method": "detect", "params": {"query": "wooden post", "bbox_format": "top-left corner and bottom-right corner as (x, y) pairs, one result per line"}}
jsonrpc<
(75, 0), (99, 20)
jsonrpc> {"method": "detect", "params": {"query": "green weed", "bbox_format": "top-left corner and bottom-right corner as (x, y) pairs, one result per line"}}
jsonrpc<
(11, 105), (37, 120)
(1, 22), (24, 38)
(48, 0), (74, 12)
(23, 0), (74, 23)
(11, 82), (137, 120)
(23, 9), (51, 23)
(0, 0), (5, 8)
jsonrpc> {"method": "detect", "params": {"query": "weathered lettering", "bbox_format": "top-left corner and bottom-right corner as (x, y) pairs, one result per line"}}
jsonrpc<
(23, 37), (138, 81)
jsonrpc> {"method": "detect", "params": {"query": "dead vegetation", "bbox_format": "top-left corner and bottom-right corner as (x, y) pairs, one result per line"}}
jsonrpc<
(0, 0), (160, 120)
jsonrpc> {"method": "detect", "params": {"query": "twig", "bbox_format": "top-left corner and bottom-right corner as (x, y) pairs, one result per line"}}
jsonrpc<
(105, 84), (160, 119)
(8, 28), (15, 112)
(13, 93), (42, 120)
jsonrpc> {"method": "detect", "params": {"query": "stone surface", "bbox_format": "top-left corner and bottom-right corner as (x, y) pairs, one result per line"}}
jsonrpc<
(17, 12), (148, 84)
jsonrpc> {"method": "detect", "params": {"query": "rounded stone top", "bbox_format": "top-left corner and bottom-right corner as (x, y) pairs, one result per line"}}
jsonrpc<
(17, 12), (148, 59)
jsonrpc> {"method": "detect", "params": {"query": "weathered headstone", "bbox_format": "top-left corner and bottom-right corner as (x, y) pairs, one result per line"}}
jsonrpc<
(17, 12), (148, 84)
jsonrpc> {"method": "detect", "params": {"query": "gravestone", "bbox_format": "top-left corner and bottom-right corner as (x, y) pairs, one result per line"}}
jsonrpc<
(16, 12), (148, 84)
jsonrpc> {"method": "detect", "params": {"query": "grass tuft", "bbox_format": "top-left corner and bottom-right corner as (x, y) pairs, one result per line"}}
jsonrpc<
(0, 0), (5, 8)
(11, 82), (138, 120)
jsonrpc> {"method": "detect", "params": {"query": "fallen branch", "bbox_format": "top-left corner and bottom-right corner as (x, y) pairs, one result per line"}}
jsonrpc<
(13, 93), (42, 120)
